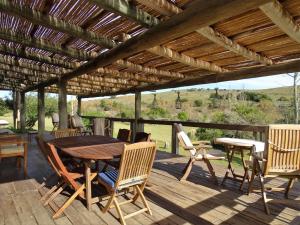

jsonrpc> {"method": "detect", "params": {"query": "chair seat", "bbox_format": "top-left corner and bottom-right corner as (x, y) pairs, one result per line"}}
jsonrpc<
(0, 145), (24, 155)
(99, 170), (118, 188)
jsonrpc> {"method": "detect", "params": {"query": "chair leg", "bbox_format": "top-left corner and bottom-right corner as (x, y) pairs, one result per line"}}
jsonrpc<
(102, 192), (116, 213)
(285, 178), (294, 198)
(247, 168), (256, 195)
(40, 180), (63, 202)
(258, 173), (270, 215)
(43, 183), (67, 206)
(113, 198), (126, 225)
(135, 185), (152, 215)
(53, 183), (86, 219)
(180, 158), (194, 181)
(240, 168), (249, 191)
(203, 158), (218, 184)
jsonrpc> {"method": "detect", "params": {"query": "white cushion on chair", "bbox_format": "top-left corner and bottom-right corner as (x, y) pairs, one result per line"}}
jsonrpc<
(178, 131), (196, 155)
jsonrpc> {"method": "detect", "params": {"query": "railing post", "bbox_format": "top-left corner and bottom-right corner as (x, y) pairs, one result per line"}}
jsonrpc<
(172, 124), (179, 155)
(58, 79), (68, 129)
(77, 96), (82, 115)
(109, 119), (114, 137)
(20, 92), (26, 133)
(38, 86), (45, 136)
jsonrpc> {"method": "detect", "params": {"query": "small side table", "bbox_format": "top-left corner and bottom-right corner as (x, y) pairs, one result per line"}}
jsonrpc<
(28, 130), (38, 143)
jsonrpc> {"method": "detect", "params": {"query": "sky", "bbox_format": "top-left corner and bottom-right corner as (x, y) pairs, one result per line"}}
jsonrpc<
(0, 73), (294, 100)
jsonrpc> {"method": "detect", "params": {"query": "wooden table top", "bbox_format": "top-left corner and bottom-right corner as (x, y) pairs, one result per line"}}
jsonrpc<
(214, 137), (265, 152)
(48, 135), (125, 160)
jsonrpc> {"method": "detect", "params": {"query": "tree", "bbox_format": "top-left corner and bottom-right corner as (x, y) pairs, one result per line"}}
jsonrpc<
(287, 72), (300, 123)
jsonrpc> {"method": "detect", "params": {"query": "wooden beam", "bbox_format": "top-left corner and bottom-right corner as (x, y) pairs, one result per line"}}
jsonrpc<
(90, 0), (160, 27)
(148, 46), (227, 73)
(114, 59), (185, 78)
(58, 79), (68, 129)
(25, 0), (269, 92)
(0, 44), (79, 69)
(20, 92), (26, 133)
(81, 59), (300, 97)
(260, 0), (300, 44)
(38, 86), (45, 135)
(137, 0), (273, 65)
(0, 0), (116, 49)
(0, 28), (95, 60)
(0, 56), (71, 74)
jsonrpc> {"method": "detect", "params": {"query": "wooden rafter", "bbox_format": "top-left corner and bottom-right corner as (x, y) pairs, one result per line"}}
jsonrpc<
(0, 29), (95, 61)
(24, 0), (272, 92)
(94, 1), (226, 72)
(0, 56), (69, 75)
(260, 0), (300, 44)
(136, 0), (274, 65)
(0, 44), (79, 69)
(0, 1), (183, 80)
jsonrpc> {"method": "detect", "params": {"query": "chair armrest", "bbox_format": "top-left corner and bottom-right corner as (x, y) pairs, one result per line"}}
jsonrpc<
(192, 140), (211, 145)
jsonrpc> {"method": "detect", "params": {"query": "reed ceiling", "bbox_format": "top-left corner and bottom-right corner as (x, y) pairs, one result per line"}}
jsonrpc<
(0, 0), (299, 96)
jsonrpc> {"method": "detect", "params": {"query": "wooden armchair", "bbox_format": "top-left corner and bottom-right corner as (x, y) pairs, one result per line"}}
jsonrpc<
(117, 129), (131, 142)
(248, 124), (300, 214)
(51, 113), (59, 133)
(0, 134), (27, 177)
(175, 123), (224, 183)
(71, 114), (92, 136)
(53, 129), (78, 138)
(134, 132), (151, 142)
(42, 142), (97, 218)
(98, 142), (156, 225)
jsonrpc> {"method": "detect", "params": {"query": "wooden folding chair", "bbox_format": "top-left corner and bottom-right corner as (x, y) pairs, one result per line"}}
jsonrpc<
(98, 142), (156, 225)
(53, 129), (78, 138)
(117, 129), (131, 142)
(175, 123), (224, 183)
(71, 114), (92, 136)
(51, 113), (59, 133)
(134, 132), (151, 142)
(248, 124), (300, 214)
(42, 142), (97, 219)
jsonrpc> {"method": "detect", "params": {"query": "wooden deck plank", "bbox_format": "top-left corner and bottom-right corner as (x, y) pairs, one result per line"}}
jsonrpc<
(0, 141), (299, 225)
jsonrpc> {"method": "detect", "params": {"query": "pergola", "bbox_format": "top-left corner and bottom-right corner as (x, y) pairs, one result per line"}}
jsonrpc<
(1, 0), (300, 135)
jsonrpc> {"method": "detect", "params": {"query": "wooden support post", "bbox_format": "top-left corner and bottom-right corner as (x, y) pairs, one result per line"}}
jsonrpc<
(77, 96), (82, 115)
(172, 124), (179, 155)
(12, 89), (17, 129)
(20, 92), (26, 133)
(16, 91), (21, 129)
(38, 87), (45, 135)
(110, 120), (114, 137)
(134, 91), (144, 139)
(58, 80), (68, 129)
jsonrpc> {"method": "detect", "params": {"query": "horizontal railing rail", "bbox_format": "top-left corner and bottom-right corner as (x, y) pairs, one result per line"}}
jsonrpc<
(81, 115), (269, 154)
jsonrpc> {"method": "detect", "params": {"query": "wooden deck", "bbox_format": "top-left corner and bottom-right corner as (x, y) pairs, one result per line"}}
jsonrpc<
(0, 140), (300, 225)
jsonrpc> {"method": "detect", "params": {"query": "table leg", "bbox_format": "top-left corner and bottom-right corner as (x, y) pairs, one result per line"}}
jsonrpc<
(84, 161), (92, 211)
(221, 147), (234, 185)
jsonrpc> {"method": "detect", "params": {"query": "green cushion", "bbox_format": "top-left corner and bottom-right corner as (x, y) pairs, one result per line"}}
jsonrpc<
(0, 145), (24, 155)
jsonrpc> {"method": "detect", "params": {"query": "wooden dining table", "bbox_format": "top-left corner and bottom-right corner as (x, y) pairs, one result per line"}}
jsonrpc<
(48, 135), (126, 210)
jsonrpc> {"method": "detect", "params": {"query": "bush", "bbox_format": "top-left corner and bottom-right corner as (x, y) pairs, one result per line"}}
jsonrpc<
(243, 92), (271, 102)
(0, 98), (9, 116)
(194, 99), (203, 107)
(195, 128), (223, 141)
(146, 107), (170, 119)
(177, 111), (188, 121)
(234, 104), (265, 124)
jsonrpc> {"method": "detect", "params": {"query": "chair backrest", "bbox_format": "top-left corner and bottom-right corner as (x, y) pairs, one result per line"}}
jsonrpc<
(71, 114), (84, 129)
(35, 135), (60, 176)
(265, 125), (300, 175)
(92, 118), (106, 135)
(117, 129), (131, 142)
(52, 113), (59, 123)
(47, 142), (81, 190)
(116, 142), (156, 189)
(134, 132), (151, 143)
(174, 123), (196, 155)
(54, 129), (78, 138)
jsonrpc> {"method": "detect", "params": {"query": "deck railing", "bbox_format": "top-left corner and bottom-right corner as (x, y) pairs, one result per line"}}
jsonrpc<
(81, 116), (269, 155)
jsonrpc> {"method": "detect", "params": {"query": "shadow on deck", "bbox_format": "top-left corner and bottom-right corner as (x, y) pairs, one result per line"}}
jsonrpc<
(0, 140), (299, 225)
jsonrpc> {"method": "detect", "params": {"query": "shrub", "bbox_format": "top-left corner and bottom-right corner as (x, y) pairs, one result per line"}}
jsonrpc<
(0, 98), (9, 116)
(177, 111), (188, 121)
(243, 92), (271, 102)
(146, 107), (170, 119)
(195, 128), (223, 141)
(194, 99), (203, 107)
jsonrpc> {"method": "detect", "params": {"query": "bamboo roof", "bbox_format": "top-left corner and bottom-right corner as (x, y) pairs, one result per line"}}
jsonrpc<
(0, 0), (300, 97)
